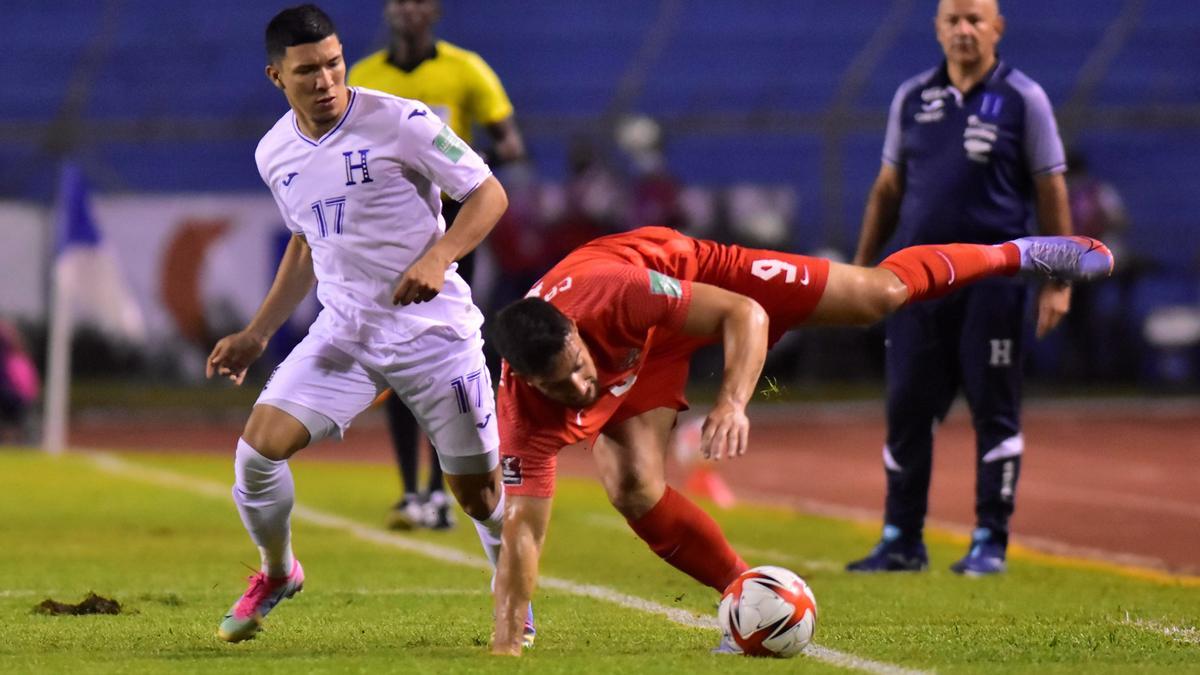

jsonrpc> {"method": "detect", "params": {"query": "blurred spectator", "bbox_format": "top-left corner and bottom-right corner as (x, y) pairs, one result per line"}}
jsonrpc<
(616, 115), (688, 231)
(486, 162), (554, 312)
(563, 135), (627, 235)
(1063, 151), (1140, 381)
(0, 320), (39, 444)
(724, 185), (796, 250)
(1066, 152), (1129, 246)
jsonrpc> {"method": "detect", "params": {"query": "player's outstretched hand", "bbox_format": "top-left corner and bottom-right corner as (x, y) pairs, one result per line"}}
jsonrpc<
(701, 401), (750, 461)
(206, 331), (267, 386)
(393, 252), (449, 306)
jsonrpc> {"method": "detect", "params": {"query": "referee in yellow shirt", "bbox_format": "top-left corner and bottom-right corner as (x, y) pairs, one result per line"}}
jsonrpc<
(349, 0), (526, 532)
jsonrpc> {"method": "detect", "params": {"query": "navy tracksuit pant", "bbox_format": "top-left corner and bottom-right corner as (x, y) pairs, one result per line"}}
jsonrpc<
(882, 277), (1035, 549)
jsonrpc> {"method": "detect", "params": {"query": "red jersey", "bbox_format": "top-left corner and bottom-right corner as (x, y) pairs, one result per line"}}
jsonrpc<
(499, 227), (829, 497)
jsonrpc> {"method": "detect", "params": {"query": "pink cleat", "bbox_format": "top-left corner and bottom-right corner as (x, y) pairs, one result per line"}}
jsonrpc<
(217, 560), (305, 643)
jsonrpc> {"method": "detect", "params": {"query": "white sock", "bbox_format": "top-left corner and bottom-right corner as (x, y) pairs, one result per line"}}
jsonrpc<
(232, 438), (295, 578)
(471, 490), (505, 568)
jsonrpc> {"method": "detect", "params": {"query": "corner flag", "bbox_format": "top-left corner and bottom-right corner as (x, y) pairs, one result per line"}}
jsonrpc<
(42, 162), (146, 454)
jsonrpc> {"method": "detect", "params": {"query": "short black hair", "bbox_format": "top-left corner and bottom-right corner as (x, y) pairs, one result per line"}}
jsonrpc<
(265, 4), (337, 63)
(490, 298), (573, 377)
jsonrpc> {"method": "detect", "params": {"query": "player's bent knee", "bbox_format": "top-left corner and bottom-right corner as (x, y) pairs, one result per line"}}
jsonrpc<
(455, 489), (498, 522)
(857, 268), (909, 323)
(444, 468), (501, 521)
(605, 475), (666, 520)
(242, 404), (311, 461)
(881, 279), (910, 315)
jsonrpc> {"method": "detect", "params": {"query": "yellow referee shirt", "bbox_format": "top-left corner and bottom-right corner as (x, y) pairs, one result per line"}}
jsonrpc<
(348, 40), (514, 147)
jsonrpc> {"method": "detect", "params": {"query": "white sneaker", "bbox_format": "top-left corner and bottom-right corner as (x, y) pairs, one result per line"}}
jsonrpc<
(385, 493), (426, 531)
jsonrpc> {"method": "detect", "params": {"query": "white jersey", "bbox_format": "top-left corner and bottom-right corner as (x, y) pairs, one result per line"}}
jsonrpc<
(255, 87), (492, 345)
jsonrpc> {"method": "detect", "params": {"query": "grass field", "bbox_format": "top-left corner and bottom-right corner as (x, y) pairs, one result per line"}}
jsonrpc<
(1, 449), (1197, 673)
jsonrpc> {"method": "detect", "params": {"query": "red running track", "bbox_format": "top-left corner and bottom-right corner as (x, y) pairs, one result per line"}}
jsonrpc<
(67, 398), (1200, 575)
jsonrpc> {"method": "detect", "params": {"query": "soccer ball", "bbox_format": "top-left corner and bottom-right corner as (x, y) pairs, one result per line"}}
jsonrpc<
(718, 565), (817, 657)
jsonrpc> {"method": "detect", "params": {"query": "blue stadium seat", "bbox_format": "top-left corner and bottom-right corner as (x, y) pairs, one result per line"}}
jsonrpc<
(2, 0), (1198, 288)
(1096, 26), (1200, 106)
(98, 139), (263, 192)
(1071, 130), (1200, 269)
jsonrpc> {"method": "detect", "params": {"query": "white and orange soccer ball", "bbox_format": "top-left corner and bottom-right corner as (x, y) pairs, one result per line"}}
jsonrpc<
(718, 565), (818, 657)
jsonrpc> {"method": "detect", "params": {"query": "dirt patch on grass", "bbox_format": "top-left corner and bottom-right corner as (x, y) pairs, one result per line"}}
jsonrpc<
(34, 592), (123, 616)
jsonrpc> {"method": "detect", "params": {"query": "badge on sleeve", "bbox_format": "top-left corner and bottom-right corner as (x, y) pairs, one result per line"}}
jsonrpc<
(433, 124), (467, 163)
(647, 270), (682, 298)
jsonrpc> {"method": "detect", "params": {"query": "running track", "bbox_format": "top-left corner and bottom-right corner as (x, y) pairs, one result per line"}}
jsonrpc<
(69, 398), (1199, 575)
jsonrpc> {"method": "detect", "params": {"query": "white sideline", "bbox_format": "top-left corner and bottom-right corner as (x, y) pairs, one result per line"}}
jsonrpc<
(87, 453), (928, 675)
(1121, 614), (1200, 645)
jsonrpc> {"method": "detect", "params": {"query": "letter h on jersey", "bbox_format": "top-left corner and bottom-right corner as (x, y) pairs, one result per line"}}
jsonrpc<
(343, 150), (374, 186)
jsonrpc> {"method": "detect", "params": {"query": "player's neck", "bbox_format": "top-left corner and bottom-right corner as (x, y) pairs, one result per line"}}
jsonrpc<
(294, 90), (350, 140)
(388, 33), (437, 72)
(946, 54), (996, 93)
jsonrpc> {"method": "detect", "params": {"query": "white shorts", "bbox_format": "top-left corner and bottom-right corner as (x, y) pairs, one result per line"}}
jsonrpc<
(256, 329), (499, 475)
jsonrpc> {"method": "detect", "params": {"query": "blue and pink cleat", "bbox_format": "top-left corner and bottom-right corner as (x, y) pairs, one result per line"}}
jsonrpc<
(523, 603), (537, 648)
(217, 560), (305, 642)
(1010, 236), (1114, 282)
(491, 602), (537, 649)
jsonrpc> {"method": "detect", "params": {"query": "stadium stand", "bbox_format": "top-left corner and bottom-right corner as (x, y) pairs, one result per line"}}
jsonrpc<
(3, 0), (1198, 278)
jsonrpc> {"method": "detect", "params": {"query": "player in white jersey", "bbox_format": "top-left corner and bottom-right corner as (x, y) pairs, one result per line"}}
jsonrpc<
(205, 5), (532, 645)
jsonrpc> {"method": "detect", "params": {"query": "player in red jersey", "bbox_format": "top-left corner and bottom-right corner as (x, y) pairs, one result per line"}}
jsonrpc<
(487, 226), (1112, 654)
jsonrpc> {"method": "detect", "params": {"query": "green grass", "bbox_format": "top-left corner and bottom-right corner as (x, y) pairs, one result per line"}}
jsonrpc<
(0, 450), (1197, 673)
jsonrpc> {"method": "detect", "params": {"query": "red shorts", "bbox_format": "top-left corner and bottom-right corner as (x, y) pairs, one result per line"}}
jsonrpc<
(607, 239), (830, 426)
(501, 230), (830, 498)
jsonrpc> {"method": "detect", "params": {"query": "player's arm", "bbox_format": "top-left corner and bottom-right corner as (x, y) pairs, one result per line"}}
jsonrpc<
(1033, 171), (1073, 337)
(491, 493), (552, 656)
(1020, 76), (1073, 338)
(484, 117), (526, 165)
(852, 162), (904, 266)
(393, 175), (508, 305)
(434, 174), (508, 265)
(854, 79), (909, 266)
(206, 233), (315, 384)
(680, 282), (768, 461)
(467, 51), (525, 165)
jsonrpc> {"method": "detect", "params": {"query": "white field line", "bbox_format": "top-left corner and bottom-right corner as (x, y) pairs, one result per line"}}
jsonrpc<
(1121, 614), (1200, 646)
(88, 453), (928, 675)
(581, 513), (845, 572)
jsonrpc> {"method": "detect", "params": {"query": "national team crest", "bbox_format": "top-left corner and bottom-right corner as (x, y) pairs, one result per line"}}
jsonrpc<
(963, 115), (999, 164)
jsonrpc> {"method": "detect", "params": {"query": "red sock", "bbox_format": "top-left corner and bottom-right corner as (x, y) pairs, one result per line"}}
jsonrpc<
(627, 486), (748, 593)
(880, 242), (1020, 304)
